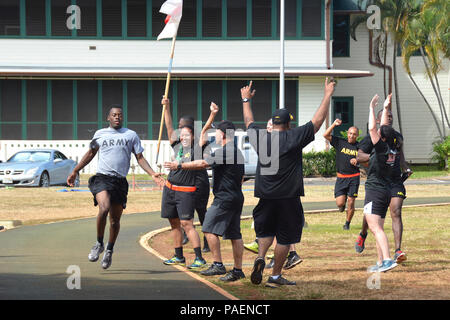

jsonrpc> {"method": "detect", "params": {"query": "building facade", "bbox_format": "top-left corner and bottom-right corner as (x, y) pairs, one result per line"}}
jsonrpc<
(0, 0), (447, 169)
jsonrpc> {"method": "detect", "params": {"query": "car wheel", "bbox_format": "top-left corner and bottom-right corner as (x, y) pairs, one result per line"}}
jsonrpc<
(39, 172), (50, 188)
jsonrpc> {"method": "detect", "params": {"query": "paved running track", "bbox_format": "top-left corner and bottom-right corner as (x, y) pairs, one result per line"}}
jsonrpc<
(0, 196), (448, 300)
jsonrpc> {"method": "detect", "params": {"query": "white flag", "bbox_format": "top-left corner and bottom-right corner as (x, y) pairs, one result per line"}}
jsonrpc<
(157, 0), (183, 40)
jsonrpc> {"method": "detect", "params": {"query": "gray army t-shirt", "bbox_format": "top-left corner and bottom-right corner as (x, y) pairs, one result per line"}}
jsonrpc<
(90, 127), (144, 178)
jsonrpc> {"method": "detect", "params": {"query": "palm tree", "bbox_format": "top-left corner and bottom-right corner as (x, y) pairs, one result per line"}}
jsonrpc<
(351, 0), (417, 135)
(401, 0), (450, 139)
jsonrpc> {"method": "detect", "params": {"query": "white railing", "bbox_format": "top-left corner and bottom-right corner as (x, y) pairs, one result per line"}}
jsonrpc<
(0, 140), (174, 175)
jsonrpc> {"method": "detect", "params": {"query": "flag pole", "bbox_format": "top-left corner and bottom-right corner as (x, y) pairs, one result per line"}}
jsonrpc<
(279, 0), (285, 109)
(156, 34), (178, 167)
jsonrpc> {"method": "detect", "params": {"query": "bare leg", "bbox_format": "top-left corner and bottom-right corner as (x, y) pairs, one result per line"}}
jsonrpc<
(168, 218), (183, 249)
(231, 238), (244, 269)
(390, 197), (404, 251)
(346, 196), (356, 223)
(272, 243), (290, 276)
(95, 191), (111, 240)
(181, 219), (201, 249)
(205, 232), (221, 262)
(336, 195), (347, 212)
(107, 203), (124, 245)
(365, 214), (390, 261)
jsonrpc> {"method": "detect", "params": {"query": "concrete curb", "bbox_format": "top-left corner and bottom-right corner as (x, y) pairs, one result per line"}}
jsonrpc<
(139, 227), (240, 301)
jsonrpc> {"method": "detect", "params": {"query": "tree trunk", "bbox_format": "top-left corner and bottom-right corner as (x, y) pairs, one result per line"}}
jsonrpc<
(433, 74), (450, 129)
(392, 39), (403, 135)
(420, 47), (447, 136)
(408, 73), (444, 139)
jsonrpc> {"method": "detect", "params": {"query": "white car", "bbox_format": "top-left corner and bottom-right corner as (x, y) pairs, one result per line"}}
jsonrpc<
(206, 131), (258, 179)
(0, 149), (79, 187)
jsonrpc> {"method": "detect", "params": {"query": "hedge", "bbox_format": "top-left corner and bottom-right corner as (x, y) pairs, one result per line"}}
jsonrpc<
(303, 148), (337, 177)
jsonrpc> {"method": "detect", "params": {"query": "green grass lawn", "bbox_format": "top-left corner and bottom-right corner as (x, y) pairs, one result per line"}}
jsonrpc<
(409, 164), (449, 179)
(153, 205), (450, 300)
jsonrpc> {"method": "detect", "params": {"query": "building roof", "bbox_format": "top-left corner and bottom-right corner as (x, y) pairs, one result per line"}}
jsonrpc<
(0, 66), (374, 79)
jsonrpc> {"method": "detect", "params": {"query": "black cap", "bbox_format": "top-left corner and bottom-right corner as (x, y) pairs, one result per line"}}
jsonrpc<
(272, 108), (293, 124)
(217, 120), (235, 133)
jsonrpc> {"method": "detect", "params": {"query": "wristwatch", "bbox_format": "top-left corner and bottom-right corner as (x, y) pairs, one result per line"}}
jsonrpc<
(177, 162), (182, 170)
(242, 98), (250, 103)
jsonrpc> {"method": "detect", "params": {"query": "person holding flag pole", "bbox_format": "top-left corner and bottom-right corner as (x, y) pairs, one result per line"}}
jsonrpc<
(155, 0), (207, 270)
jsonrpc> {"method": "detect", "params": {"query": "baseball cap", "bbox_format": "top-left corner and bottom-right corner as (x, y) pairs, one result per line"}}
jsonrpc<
(217, 120), (235, 133)
(272, 109), (294, 124)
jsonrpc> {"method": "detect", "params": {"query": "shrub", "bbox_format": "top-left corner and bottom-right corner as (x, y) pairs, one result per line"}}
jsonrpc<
(431, 136), (450, 170)
(303, 148), (336, 177)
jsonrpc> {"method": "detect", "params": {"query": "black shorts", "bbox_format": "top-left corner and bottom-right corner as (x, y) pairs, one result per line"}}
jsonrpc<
(334, 176), (360, 198)
(88, 174), (129, 209)
(363, 188), (392, 219)
(252, 198), (304, 246)
(161, 186), (196, 221)
(202, 202), (243, 240)
(390, 182), (406, 199)
(194, 179), (210, 211)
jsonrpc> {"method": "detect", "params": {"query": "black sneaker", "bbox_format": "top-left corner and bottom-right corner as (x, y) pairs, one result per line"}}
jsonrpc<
(200, 263), (226, 276)
(219, 269), (245, 282)
(250, 257), (266, 285)
(265, 275), (296, 288)
(343, 223), (350, 230)
(283, 253), (303, 270)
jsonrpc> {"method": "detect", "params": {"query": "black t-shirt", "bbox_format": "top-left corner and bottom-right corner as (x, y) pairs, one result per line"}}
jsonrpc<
(330, 136), (359, 175)
(206, 141), (244, 209)
(365, 138), (399, 190)
(248, 121), (315, 199)
(168, 141), (209, 186)
(359, 131), (403, 181)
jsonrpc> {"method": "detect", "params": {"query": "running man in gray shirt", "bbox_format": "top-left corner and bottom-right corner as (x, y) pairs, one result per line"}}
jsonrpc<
(67, 105), (164, 269)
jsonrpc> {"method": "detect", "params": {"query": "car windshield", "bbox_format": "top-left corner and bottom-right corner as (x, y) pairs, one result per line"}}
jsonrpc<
(9, 151), (51, 163)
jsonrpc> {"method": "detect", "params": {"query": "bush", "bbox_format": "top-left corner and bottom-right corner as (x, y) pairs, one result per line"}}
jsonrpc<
(303, 148), (336, 177)
(431, 136), (450, 170)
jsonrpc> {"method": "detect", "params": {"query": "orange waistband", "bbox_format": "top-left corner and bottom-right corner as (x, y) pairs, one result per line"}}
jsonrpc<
(166, 181), (197, 192)
(337, 172), (361, 178)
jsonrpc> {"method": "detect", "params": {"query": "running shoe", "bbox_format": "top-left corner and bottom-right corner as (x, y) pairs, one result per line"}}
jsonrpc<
(243, 240), (259, 254)
(343, 223), (350, 230)
(187, 257), (207, 270)
(88, 241), (104, 262)
(200, 263), (226, 276)
(367, 261), (382, 273)
(284, 253), (303, 270)
(355, 233), (367, 253)
(163, 256), (186, 266)
(101, 249), (113, 270)
(394, 250), (407, 264)
(250, 257), (266, 285)
(265, 275), (296, 288)
(378, 259), (398, 272)
(219, 269), (245, 282)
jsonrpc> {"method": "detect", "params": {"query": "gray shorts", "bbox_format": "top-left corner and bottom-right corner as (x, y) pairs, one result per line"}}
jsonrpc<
(202, 203), (243, 240)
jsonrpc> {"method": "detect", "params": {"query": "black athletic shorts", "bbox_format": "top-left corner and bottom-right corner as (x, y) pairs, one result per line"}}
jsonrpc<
(334, 176), (360, 198)
(161, 186), (196, 221)
(88, 173), (129, 209)
(390, 182), (406, 199)
(202, 202), (243, 240)
(363, 188), (392, 219)
(252, 197), (304, 246)
(194, 179), (210, 211)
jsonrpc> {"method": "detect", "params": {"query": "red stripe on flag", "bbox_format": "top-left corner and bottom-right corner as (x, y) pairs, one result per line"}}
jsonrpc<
(164, 15), (171, 24)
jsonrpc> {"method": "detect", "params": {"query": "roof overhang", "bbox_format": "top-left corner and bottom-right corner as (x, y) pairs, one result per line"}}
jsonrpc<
(0, 67), (374, 80)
